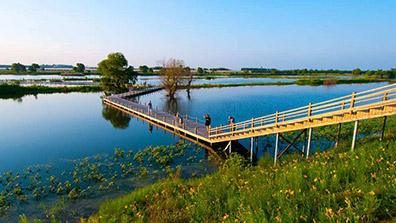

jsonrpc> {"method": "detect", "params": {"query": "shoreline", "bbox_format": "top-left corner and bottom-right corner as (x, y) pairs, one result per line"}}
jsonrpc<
(0, 78), (393, 96)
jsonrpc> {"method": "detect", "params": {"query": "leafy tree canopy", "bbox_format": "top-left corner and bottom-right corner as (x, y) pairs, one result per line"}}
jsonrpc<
(98, 52), (137, 93)
(72, 63), (85, 73)
(352, 68), (361, 75)
(139, 65), (149, 73)
(28, 63), (40, 72)
(11, 63), (26, 73)
(197, 67), (204, 74)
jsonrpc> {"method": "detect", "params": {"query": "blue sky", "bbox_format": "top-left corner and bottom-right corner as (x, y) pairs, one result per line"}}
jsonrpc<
(0, 0), (395, 70)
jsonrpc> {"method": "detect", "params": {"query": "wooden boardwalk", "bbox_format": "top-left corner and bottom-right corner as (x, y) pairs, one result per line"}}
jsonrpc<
(103, 84), (396, 162)
(104, 87), (210, 144)
(111, 87), (162, 98)
(208, 83), (396, 143)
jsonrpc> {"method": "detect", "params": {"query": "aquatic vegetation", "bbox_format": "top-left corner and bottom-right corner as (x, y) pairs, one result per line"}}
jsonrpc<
(0, 143), (206, 217)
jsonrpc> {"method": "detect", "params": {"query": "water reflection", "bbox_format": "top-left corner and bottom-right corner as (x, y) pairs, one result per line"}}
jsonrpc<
(0, 94), (37, 102)
(101, 104), (131, 129)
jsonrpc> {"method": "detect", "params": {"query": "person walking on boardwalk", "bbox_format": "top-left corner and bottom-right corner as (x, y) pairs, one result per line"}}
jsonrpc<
(204, 114), (211, 132)
(147, 100), (153, 115)
(175, 112), (183, 126)
(228, 116), (235, 132)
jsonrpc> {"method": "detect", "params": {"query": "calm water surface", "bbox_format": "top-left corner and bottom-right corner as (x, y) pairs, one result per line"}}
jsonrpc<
(0, 74), (100, 80)
(137, 77), (297, 85)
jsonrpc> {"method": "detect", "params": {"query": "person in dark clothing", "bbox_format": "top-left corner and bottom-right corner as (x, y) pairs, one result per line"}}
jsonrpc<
(204, 114), (211, 132)
(228, 116), (235, 124)
(147, 100), (153, 115)
(228, 116), (235, 132)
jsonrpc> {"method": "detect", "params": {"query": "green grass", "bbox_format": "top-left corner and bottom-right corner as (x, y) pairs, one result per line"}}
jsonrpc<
(184, 78), (391, 89)
(85, 135), (396, 223)
(0, 83), (102, 95)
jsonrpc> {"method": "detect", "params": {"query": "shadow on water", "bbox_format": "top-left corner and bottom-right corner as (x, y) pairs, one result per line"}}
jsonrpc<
(101, 104), (131, 129)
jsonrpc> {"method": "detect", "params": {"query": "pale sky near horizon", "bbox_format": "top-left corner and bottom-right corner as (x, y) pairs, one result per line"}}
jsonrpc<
(0, 0), (395, 70)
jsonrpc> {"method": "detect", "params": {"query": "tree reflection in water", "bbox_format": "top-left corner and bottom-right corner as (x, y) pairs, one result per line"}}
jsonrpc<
(102, 104), (131, 129)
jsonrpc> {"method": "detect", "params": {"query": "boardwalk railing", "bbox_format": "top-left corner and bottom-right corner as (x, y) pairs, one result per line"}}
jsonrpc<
(110, 87), (162, 98)
(209, 83), (396, 139)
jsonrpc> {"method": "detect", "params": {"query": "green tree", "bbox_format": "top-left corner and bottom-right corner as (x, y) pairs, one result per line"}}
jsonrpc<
(11, 63), (26, 73)
(352, 68), (361, 75)
(73, 63), (85, 73)
(28, 63), (40, 72)
(139, 65), (149, 73)
(375, 70), (384, 78)
(148, 68), (154, 73)
(390, 69), (396, 79)
(384, 70), (395, 79)
(365, 70), (375, 77)
(98, 52), (137, 93)
(158, 58), (189, 99)
(197, 67), (204, 74)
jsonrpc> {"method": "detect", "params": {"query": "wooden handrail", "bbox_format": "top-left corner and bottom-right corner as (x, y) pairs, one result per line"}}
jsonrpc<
(209, 83), (396, 138)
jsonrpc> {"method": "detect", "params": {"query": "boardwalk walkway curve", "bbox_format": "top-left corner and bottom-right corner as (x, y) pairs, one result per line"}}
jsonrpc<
(103, 83), (396, 163)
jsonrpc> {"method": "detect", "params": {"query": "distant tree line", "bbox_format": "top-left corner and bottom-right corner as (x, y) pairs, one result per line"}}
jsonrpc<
(138, 65), (154, 74)
(3, 62), (89, 74)
(240, 67), (396, 78)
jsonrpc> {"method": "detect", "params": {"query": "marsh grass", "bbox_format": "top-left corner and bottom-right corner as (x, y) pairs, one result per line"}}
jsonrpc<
(0, 83), (102, 95)
(86, 135), (396, 223)
(183, 78), (392, 89)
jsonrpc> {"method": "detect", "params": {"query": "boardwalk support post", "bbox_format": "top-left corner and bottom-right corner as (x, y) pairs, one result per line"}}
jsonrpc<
(250, 137), (254, 162)
(306, 128), (312, 158)
(350, 92), (356, 109)
(277, 130), (306, 160)
(380, 116), (387, 141)
(302, 129), (307, 155)
(274, 133), (279, 165)
(380, 93), (388, 141)
(351, 120), (359, 150)
(224, 141), (232, 154)
(335, 123), (342, 147)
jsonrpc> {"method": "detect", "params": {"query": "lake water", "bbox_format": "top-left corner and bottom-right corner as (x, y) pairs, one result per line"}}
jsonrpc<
(1, 75), (297, 87)
(137, 77), (298, 86)
(1, 74), (356, 86)
(0, 75), (100, 80)
(0, 82), (389, 221)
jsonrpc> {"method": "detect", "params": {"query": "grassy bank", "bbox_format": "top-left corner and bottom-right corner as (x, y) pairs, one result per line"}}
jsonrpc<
(0, 83), (102, 95)
(186, 78), (390, 89)
(86, 135), (396, 222)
